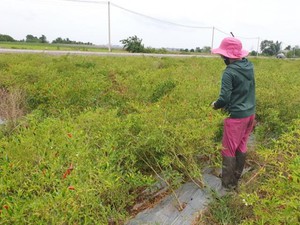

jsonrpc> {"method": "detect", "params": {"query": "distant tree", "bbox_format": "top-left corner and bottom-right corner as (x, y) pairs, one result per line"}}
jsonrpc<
(26, 34), (40, 43)
(0, 34), (15, 42)
(202, 46), (211, 53)
(284, 45), (291, 51)
(120, 35), (145, 53)
(286, 46), (300, 58)
(39, 35), (48, 43)
(260, 40), (282, 56)
(190, 49), (195, 52)
(52, 37), (73, 44)
(195, 47), (201, 52)
(295, 48), (300, 57)
(250, 50), (257, 56)
(273, 41), (282, 54)
(52, 37), (93, 45)
(260, 40), (272, 54)
(52, 37), (63, 44)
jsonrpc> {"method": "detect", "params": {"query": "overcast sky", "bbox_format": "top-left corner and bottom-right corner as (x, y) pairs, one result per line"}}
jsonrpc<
(1, 0), (299, 51)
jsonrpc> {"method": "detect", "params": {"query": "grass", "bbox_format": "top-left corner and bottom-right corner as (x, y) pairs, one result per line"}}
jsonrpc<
(0, 42), (213, 55)
(0, 42), (126, 52)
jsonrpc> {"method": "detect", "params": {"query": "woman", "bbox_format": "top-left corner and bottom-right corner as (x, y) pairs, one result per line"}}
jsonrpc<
(211, 37), (256, 190)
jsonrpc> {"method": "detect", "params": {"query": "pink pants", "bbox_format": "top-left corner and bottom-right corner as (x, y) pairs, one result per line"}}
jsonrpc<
(221, 114), (255, 157)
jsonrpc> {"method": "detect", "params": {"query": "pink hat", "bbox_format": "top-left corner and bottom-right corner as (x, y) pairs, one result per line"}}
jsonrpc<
(212, 37), (248, 59)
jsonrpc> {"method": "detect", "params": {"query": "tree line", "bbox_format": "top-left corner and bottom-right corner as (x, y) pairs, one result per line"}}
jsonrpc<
(260, 40), (300, 58)
(120, 35), (213, 54)
(1, 33), (299, 57)
(121, 35), (300, 57)
(0, 34), (93, 45)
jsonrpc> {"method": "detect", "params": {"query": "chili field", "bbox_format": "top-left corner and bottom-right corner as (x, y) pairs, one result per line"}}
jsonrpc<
(0, 54), (299, 224)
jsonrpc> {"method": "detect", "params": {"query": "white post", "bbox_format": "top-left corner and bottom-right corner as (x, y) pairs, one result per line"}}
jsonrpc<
(211, 26), (215, 54)
(108, 1), (111, 52)
(256, 37), (260, 57)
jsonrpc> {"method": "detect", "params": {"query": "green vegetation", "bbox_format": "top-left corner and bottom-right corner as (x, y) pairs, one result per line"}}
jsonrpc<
(201, 118), (300, 225)
(119, 35), (211, 54)
(0, 42), (125, 52)
(199, 58), (300, 224)
(25, 34), (48, 44)
(0, 54), (300, 224)
(260, 39), (300, 58)
(0, 34), (15, 42)
(0, 33), (94, 46)
(0, 33), (120, 52)
(1, 33), (299, 57)
(260, 40), (282, 56)
(51, 37), (93, 45)
(120, 35), (145, 53)
(240, 120), (300, 224)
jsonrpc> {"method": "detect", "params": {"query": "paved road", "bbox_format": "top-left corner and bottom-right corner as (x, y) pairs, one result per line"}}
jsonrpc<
(2, 49), (296, 60)
(0, 48), (216, 58)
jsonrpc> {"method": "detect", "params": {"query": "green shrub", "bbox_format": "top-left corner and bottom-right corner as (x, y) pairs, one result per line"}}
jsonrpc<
(240, 119), (300, 224)
(1, 55), (300, 223)
(0, 110), (153, 224)
(150, 80), (176, 102)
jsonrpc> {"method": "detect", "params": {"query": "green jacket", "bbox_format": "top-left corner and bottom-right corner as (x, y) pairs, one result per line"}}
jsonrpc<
(214, 58), (256, 118)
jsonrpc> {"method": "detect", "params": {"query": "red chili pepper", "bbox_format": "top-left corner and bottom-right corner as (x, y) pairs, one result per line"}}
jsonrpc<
(68, 186), (75, 190)
(62, 163), (74, 179)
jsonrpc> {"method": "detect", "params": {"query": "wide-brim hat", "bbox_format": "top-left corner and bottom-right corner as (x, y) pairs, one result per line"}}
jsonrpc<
(212, 37), (249, 59)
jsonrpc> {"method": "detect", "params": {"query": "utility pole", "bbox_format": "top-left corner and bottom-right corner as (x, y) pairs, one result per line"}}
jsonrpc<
(108, 1), (111, 52)
(211, 27), (215, 54)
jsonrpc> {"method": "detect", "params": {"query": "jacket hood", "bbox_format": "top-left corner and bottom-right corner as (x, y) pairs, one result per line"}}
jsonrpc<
(227, 58), (254, 80)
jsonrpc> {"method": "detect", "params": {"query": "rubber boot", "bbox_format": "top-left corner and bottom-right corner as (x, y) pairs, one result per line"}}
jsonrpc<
(235, 151), (247, 180)
(221, 156), (238, 189)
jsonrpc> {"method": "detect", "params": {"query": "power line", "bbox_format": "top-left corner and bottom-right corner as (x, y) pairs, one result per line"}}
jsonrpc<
(236, 35), (260, 40)
(60, 0), (107, 4)
(111, 3), (213, 29)
(46, 0), (214, 29)
(21, 0), (260, 48)
(215, 27), (231, 36)
(214, 27), (259, 41)
(53, 0), (258, 40)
